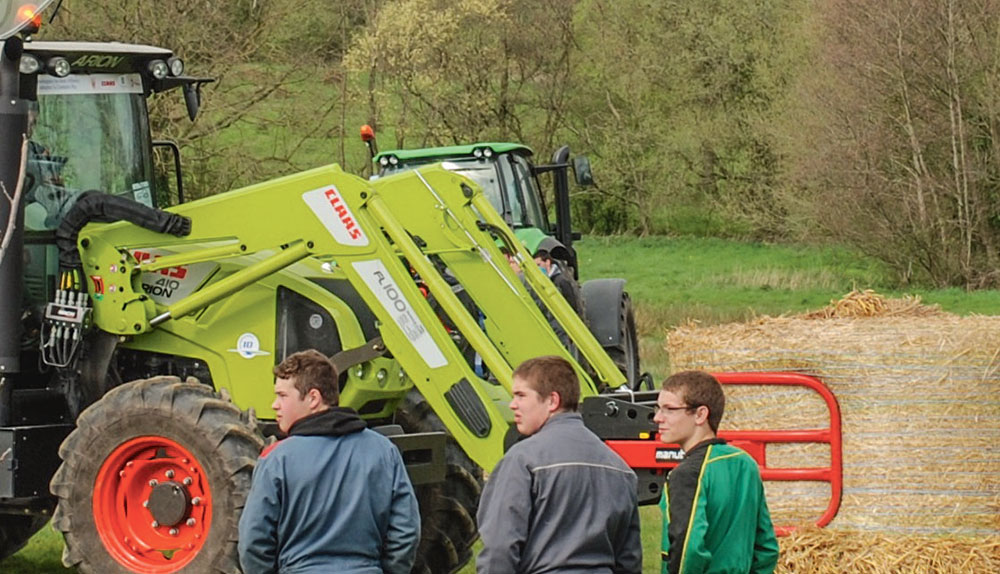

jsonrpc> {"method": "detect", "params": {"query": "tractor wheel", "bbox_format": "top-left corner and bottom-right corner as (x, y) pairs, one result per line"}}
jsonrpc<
(50, 376), (264, 574)
(608, 293), (642, 389)
(0, 515), (49, 561)
(395, 389), (483, 574)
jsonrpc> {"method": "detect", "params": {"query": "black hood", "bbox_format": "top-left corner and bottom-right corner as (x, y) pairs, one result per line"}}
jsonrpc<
(287, 406), (367, 438)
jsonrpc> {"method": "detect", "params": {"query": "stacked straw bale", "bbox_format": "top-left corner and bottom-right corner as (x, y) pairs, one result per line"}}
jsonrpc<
(667, 291), (1000, 536)
(775, 527), (999, 573)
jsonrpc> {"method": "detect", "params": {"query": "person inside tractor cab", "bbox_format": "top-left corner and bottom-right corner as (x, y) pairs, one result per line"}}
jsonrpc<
(23, 102), (71, 230)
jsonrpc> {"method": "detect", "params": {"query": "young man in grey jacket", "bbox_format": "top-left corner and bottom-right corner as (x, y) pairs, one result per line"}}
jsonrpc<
(238, 349), (420, 574)
(476, 356), (642, 574)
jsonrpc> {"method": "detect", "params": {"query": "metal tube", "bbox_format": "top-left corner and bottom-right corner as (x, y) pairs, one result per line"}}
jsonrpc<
(159, 241), (311, 323)
(0, 37), (27, 378)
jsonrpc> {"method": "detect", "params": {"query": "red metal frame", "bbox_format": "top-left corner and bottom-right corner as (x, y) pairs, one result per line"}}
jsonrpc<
(606, 372), (842, 535)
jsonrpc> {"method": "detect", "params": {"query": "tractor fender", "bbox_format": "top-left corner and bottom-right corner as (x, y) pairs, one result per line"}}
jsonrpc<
(581, 278), (627, 346)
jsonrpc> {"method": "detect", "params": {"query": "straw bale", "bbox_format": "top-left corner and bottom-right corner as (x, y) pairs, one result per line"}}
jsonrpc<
(776, 528), (1000, 574)
(666, 292), (1000, 535)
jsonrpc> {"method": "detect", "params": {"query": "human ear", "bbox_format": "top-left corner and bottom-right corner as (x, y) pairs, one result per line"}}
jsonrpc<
(546, 391), (562, 413)
(307, 388), (323, 408)
(694, 405), (710, 425)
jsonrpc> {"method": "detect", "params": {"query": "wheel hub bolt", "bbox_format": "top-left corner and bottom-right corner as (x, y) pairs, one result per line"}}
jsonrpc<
(165, 469), (175, 479)
(192, 497), (201, 506)
(186, 518), (196, 527)
(151, 521), (159, 528)
(149, 479), (158, 487)
(183, 477), (192, 486)
(169, 528), (179, 536)
(143, 500), (149, 508)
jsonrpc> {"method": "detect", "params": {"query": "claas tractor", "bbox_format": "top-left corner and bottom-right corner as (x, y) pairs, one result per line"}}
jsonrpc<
(0, 3), (663, 573)
(366, 135), (645, 390)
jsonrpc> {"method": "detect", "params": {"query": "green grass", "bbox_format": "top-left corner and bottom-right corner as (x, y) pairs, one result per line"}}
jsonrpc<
(575, 235), (1000, 379)
(12, 235), (1000, 572)
(7, 526), (69, 573)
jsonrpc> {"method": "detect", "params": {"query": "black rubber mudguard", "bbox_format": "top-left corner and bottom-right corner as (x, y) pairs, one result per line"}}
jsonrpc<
(581, 278), (627, 346)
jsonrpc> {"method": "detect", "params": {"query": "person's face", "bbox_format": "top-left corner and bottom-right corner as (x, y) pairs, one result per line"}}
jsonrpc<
(272, 376), (318, 433)
(509, 375), (558, 436)
(653, 389), (700, 449)
(505, 252), (521, 273)
(533, 256), (551, 273)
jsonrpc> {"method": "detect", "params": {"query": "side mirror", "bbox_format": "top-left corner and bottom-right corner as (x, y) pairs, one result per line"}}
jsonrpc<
(573, 156), (594, 186)
(183, 83), (200, 121)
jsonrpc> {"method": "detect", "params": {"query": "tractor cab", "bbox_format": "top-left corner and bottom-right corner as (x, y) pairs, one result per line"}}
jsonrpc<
(372, 141), (593, 271)
(20, 41), (206, 230)
(376, 143), (550, 234)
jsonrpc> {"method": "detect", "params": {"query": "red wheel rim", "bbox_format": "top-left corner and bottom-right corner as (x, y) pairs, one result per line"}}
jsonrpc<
(93, 436), (212, 573)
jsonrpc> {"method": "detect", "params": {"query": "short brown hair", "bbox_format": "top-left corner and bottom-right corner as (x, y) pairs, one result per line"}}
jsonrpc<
(512, 356), (580, 412)
(273, 349), (339, 406)
(662, 370), (725, 432)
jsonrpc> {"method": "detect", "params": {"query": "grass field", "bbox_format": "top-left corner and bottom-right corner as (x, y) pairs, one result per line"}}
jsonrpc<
(9, 235), (999, 573)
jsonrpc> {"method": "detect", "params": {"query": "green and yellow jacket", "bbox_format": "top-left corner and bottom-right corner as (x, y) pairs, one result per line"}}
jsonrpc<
(660, 438), (779, 574)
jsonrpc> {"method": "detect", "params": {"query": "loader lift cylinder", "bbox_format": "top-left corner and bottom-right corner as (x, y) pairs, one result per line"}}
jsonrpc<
(0, 36), (28, 388)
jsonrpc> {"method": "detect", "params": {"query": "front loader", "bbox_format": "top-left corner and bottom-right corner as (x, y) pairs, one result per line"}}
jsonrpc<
(0, 4), (664, 572)
(370, 140), (645, 389)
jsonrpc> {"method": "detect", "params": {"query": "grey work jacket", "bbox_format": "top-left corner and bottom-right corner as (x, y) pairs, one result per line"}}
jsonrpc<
(476, 413), (642, 574)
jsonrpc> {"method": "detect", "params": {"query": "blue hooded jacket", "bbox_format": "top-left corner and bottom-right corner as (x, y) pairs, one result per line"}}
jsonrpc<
(238, 407), (420, 574)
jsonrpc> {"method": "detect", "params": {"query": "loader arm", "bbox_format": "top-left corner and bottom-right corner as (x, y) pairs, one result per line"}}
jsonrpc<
(72, 163), (624, 471)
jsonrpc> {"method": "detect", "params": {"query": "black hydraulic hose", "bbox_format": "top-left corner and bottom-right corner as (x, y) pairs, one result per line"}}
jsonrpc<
(55, 191), (192, 270)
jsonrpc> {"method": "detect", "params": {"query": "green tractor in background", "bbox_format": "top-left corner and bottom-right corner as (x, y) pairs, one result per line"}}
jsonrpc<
(366, 134), (644, 389)
(0, 3), (660, 573)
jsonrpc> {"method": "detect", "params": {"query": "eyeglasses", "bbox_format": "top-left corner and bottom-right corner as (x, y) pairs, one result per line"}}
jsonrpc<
(654, 404), (695, 414)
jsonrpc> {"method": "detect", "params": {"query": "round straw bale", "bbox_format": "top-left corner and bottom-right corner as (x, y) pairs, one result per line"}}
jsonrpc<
(667, 293), (1000, 535)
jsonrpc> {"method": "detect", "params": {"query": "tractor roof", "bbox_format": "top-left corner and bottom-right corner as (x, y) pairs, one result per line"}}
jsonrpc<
(22, 40), (204, 94)
(24, 41), (174, 70)
(374, 142), (534, 163)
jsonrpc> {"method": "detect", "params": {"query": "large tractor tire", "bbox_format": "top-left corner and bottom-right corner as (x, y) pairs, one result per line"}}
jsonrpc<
(50, 376), (264, 574)
(0, 515), (49, 561)
(395, 389), (484, 574)
(608, 292), (642, 389)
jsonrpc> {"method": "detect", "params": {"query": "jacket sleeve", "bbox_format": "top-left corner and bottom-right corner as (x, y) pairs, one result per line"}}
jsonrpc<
(751, 480), (779, 574)
(476, 452), (532, 574)
(612, 483), (643, 574)
(238, 455), (282, 574)
(381, 447), (421, 574)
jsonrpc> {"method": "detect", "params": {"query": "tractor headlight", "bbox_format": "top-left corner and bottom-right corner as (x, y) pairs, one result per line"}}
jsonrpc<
(388, 155), (398, 166)
(473, 148), (483, 158)
(378, 156), (389, 167)
(168, 57), (184, 77)
(19, 54), (40, 74)
(47, 57), (70, 78)
(148, 59), (169, 80)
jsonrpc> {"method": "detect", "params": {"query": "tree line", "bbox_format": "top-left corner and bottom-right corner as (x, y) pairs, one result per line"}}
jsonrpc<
(40, 0), (1000, 289)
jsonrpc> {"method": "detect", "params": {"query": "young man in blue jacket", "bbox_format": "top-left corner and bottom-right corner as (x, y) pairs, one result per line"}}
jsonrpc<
(653, 371), (779, 574)
(238, 349), (420, 574)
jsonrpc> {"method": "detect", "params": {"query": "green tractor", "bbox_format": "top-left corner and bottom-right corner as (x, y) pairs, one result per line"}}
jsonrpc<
(367, 138), (644, 389)
(0, 3), (660, 573)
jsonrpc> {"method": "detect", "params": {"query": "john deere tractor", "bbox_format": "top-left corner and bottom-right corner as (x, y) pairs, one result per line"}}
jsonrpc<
(0, 3), (660, 573)
(368, 139), (643, 389)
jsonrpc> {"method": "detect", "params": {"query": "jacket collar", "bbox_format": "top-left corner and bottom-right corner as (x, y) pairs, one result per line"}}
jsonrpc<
(287, 406), (367, 437)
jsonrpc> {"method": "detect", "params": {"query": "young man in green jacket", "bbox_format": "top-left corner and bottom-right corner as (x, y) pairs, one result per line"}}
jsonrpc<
(653, 371), (779, 574)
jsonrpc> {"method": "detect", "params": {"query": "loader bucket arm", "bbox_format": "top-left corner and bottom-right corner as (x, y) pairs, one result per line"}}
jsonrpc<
(72, 164), (622, 471)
